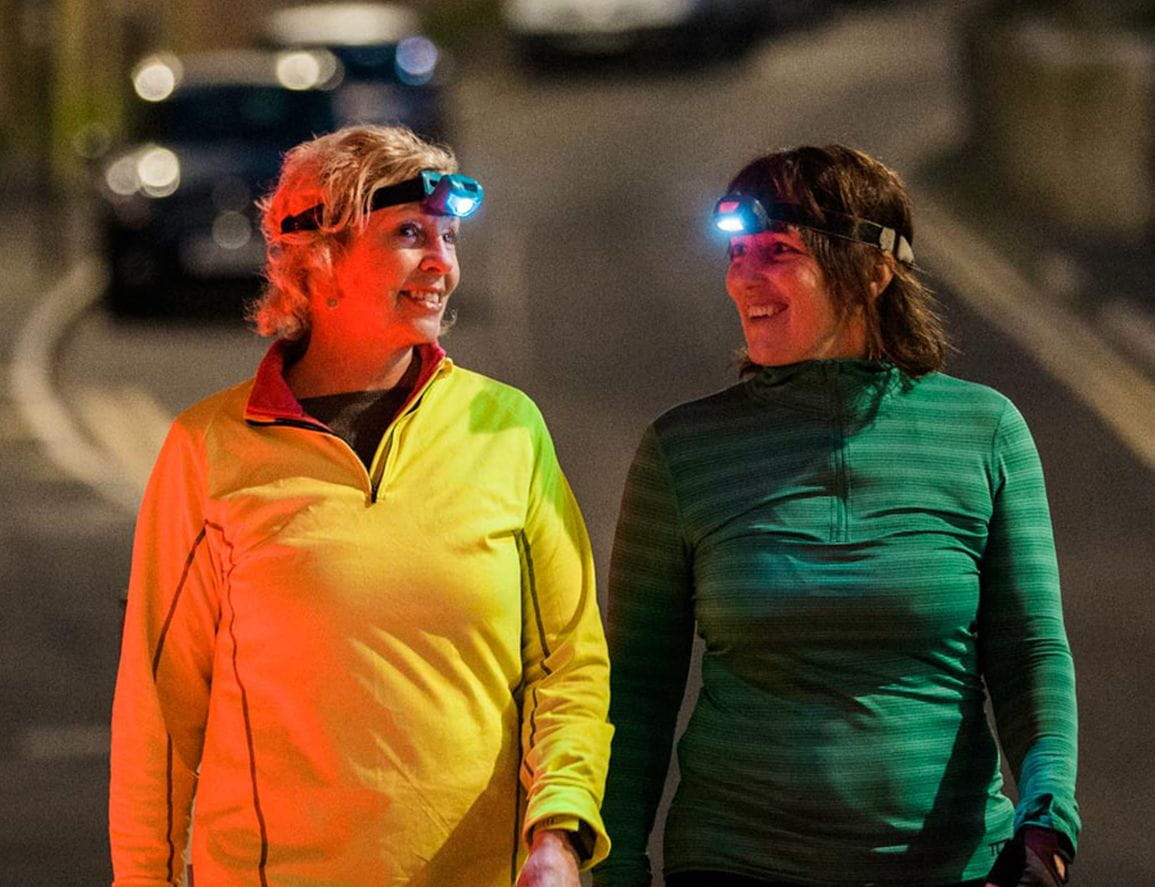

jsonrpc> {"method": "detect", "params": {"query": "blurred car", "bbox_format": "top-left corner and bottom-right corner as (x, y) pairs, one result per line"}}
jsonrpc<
(97, 49), (344, 315)
(98, 8), (449, 317)
(261, 2), (447, 141)
(501, 0), (779, 62)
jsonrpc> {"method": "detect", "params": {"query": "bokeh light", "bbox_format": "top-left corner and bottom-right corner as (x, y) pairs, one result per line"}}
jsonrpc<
(132, 55), (182, 102)
(395, 36), (438, 85)
(137, 147), (180, 198)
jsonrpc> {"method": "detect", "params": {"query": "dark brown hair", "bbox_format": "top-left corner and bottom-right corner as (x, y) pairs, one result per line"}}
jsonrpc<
(727, 145), (948, 377)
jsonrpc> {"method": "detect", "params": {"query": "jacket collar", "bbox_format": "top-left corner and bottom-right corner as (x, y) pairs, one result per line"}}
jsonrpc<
(745, 359), (902, 418)
(245, 339), (448, 424)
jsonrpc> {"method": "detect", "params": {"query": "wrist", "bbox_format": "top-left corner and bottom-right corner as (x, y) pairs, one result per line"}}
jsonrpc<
(531, 828), (580, 863)
(1021, 826), (1073, 883)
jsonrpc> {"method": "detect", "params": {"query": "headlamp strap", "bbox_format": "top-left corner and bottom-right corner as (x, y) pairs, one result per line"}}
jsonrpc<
(280, 177), (429, 235)
(367, 176), (429, 214)
(720, 194), (914, 264)
(280, 171), (480, 235)
(280, 203), (325, 235)
(768, 202), (908, 257)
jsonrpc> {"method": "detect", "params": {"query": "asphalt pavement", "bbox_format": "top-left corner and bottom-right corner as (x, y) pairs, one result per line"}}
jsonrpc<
(0, 182), (130, 883)
(3, 20), (1155, 880)
(6, 168), (1154, 887)
(921, 147), (1155, 385)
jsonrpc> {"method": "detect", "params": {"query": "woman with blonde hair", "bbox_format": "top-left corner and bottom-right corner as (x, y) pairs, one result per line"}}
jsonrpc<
(110, 124), (612, 886)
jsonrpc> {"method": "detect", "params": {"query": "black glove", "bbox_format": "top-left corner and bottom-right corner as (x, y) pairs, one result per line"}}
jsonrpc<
(986, 826), (1073, 886)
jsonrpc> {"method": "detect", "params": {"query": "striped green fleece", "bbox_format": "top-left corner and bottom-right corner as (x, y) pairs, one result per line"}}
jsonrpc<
(594, 360), (1079, 887)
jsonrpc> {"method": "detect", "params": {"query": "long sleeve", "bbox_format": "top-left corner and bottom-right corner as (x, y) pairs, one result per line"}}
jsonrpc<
(593, 424), (696, 887)
(518, 410), (614, 869)
(109, 419), (221, 886)
(978, 401), (1080, 850)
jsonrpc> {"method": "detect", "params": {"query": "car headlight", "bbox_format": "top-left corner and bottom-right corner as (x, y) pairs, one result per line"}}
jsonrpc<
(137, 147), (181, 198)
(133, 53), (183, 102)
(104, 145), (181, 199)
(275, 49), (342, 91)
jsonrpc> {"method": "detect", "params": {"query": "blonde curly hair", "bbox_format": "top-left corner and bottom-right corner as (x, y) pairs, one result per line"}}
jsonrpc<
(248, 125), (458, 341)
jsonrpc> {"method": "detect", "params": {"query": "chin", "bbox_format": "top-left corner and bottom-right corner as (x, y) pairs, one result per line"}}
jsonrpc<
(746, 347), (788, 367)
(410, 319), (445, 343)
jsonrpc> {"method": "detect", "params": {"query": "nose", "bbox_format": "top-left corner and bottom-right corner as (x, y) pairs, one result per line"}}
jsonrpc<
(420, 237), (454, 275)
(727, 255), (758, 285)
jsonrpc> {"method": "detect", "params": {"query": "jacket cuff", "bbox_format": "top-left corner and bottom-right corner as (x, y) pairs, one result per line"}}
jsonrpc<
(523, 794), (610, 870)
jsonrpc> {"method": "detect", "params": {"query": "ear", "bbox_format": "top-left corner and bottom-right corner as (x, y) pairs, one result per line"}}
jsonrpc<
(867, 255), (895, 301)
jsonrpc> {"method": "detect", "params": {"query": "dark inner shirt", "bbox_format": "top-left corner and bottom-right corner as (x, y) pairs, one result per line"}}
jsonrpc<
(298, 350), (421, 469)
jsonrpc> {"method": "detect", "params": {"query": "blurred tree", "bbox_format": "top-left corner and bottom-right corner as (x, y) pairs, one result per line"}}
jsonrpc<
(0, 0), (57, 167)
(54, 0), (121, 184)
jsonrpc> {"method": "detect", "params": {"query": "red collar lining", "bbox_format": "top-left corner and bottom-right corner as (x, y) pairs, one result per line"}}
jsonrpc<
(245, 339), (447, 423)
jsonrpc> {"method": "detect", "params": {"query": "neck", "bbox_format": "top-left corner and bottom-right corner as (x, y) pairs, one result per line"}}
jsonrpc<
(287, 336), (416, 398)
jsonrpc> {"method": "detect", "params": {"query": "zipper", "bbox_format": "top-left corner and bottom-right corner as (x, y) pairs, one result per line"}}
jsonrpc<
(367, 419), (401, 502)
(829, 363), (850, 543)
(366, 362), (445, 502)
(246, 357), (448, 505)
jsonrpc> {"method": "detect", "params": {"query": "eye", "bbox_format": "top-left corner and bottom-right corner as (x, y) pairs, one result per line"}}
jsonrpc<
(727, 241), (746, 260)
(442, 228), (458, 246)
(396, 222), (421, 239)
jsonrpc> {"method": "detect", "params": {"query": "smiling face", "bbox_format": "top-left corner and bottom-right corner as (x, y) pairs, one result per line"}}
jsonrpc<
(725, 227), (867, 367)
(315, 203), (461, 349)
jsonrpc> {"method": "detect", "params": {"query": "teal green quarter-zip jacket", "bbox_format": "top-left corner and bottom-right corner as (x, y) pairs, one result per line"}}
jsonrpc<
(595, 360), (1079, 887)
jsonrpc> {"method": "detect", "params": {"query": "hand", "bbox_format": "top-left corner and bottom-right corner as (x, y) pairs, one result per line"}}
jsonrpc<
(985, 826), (1072, 887)
(515, 828), (581, 887)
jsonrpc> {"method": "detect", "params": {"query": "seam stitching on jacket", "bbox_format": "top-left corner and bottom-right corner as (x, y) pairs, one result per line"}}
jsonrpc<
(212, 519), (270, 883)
(152, 525), (209, 678)
(165, 738), (175, 882)
(519, 529), (552, 791)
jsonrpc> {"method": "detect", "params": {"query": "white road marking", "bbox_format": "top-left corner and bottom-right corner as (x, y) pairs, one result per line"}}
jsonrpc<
(0, 366), (36, 442)
(917, 191), (1155, 470)
(9, 258), (142, 513)
(75, 384), (171, 503)
(8, 254), (142, 512)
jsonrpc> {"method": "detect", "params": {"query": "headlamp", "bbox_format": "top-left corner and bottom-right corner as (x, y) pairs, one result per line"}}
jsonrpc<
(280, 170), (484, 234)
(713, 192), (914, 264)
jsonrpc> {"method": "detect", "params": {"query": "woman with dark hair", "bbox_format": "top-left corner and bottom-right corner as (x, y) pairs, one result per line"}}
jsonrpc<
(110, 125), (612, 886)
(594, 146), (1079, 887)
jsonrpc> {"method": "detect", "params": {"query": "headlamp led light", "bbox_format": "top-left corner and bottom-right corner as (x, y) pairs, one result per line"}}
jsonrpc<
(280, 170), (484, 235)
(713, 192), (914, 265)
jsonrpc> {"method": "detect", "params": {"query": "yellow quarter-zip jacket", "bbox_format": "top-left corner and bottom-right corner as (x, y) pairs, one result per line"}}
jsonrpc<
(110, 342), (613, 886)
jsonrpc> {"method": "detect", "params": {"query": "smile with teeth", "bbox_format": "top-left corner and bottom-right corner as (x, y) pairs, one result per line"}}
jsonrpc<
(401, 289), (446, 309)
(747, 302), (786, 319)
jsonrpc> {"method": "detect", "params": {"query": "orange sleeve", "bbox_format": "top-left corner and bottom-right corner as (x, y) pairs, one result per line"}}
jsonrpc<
(110, 417), (221, 886)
